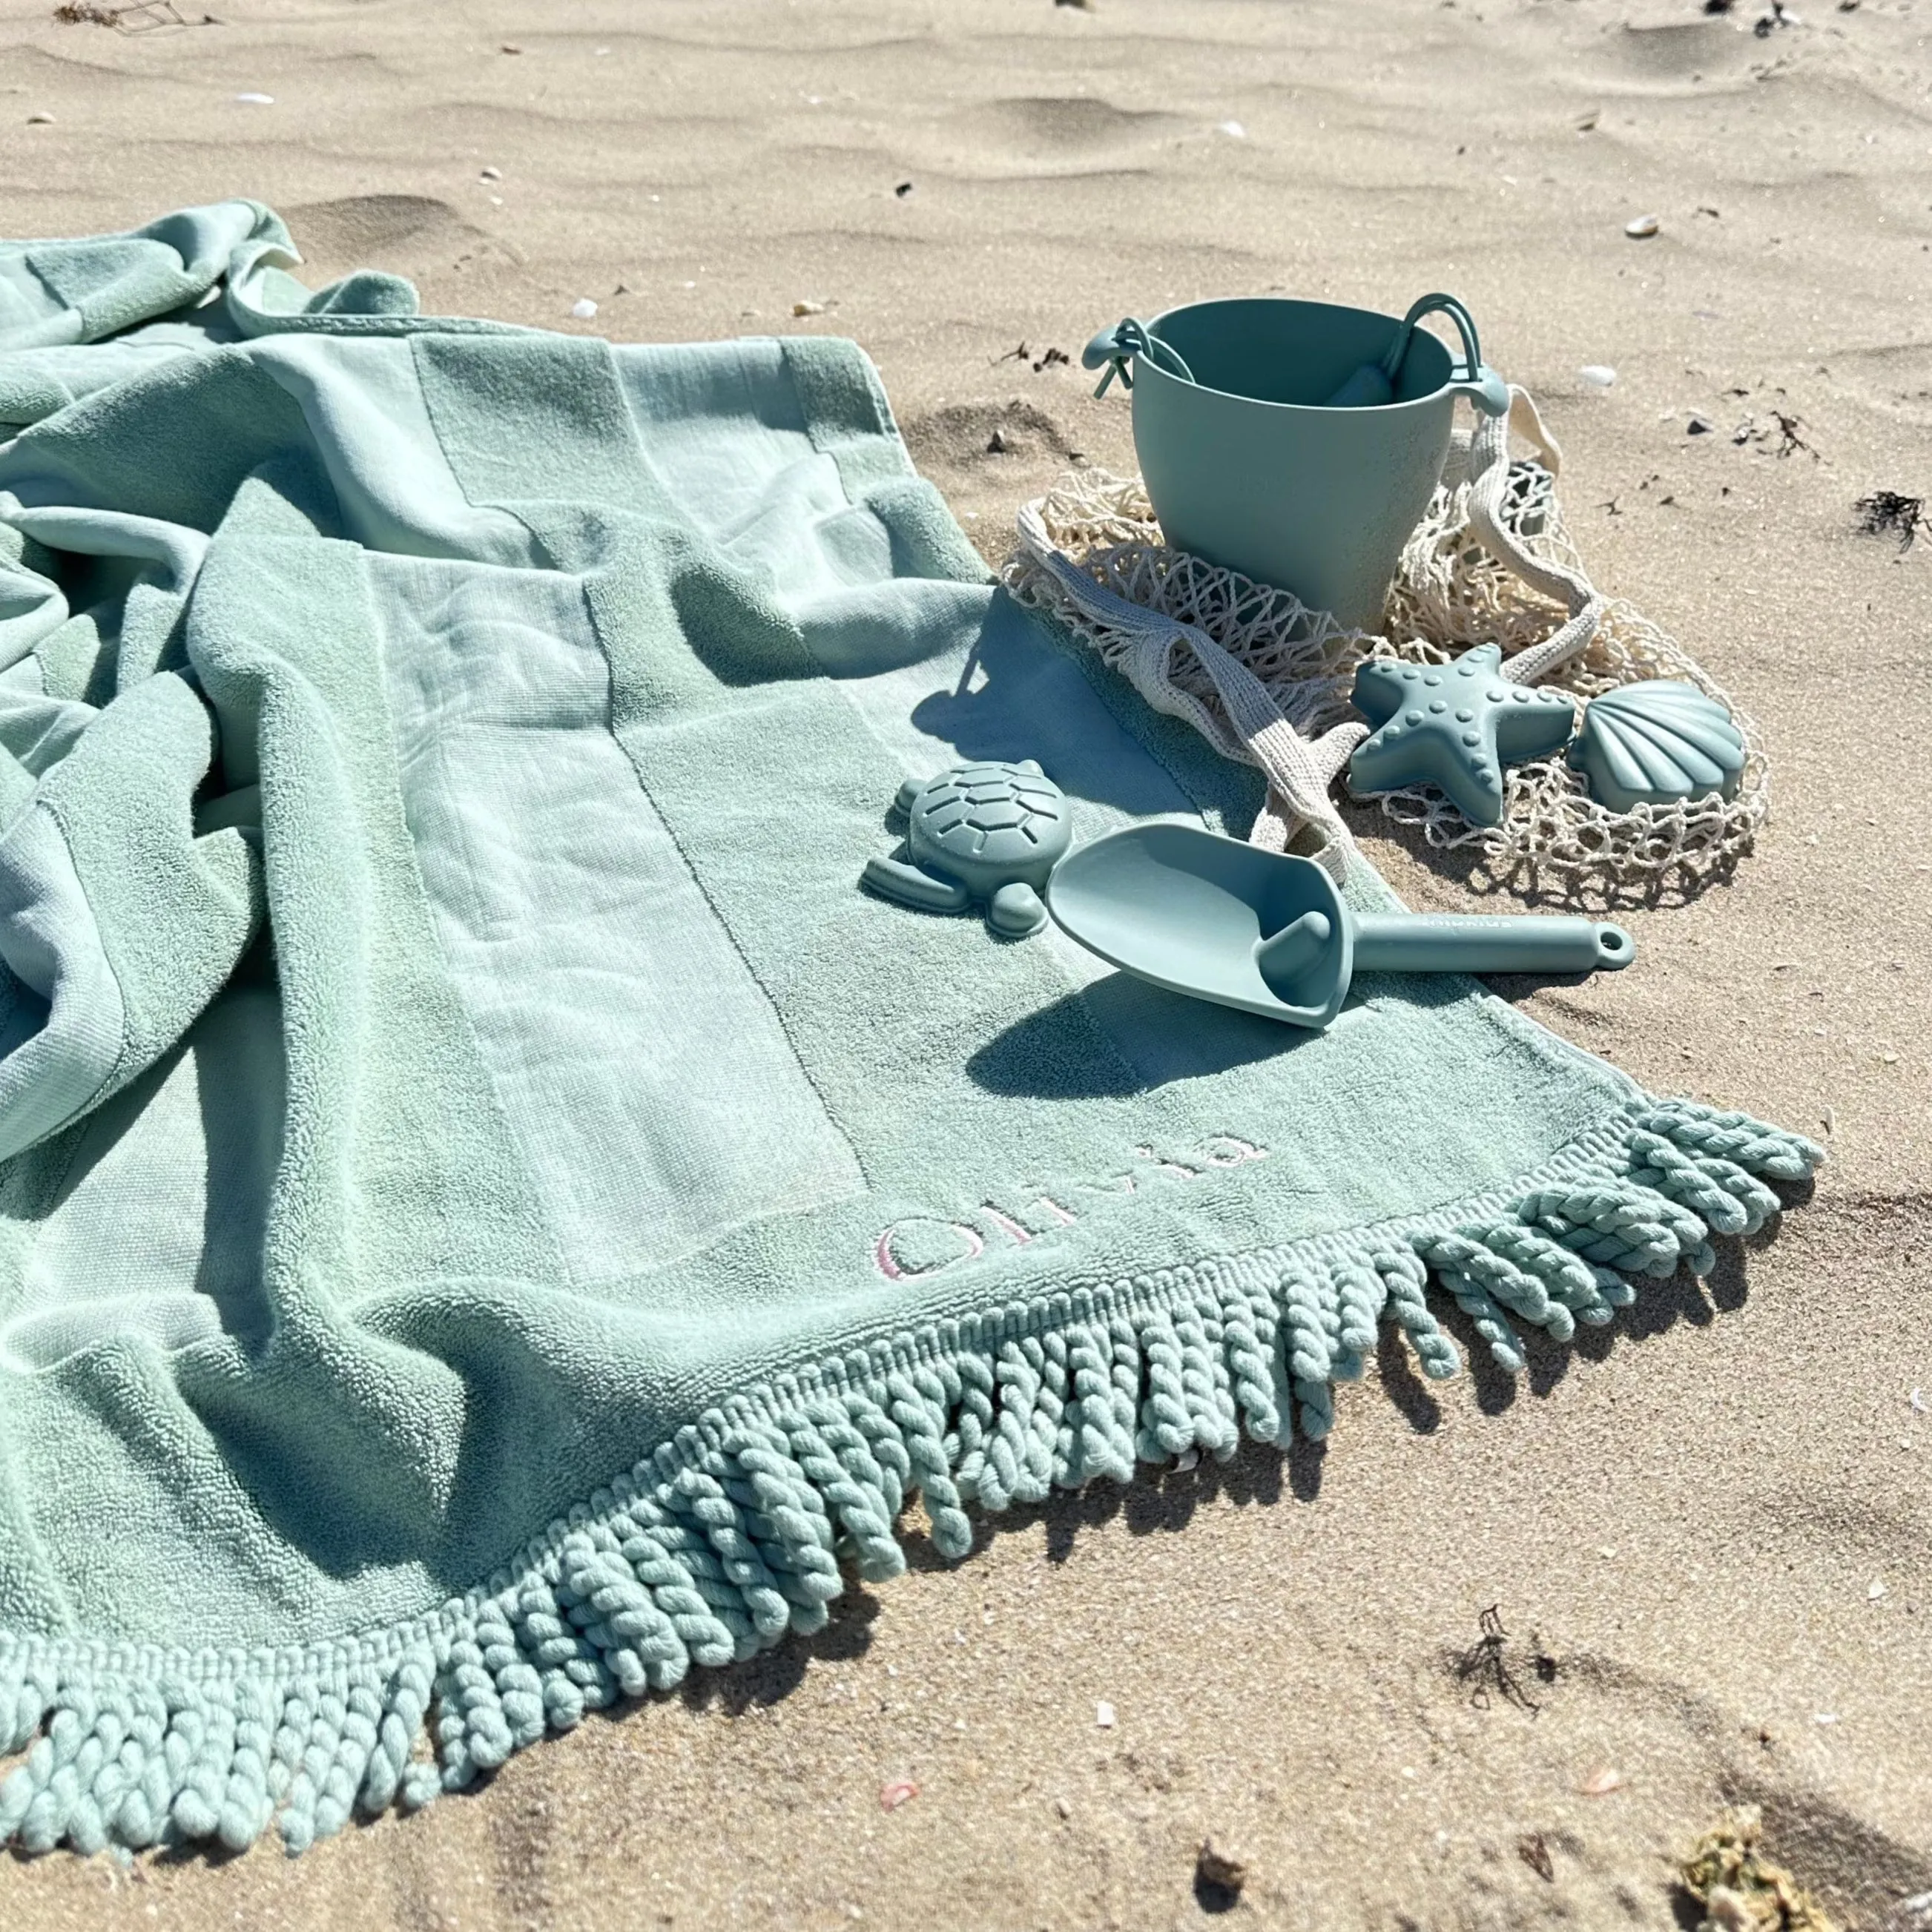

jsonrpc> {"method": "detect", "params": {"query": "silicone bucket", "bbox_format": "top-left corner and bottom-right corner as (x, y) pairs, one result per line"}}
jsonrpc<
(1085, 296), (1509, 632)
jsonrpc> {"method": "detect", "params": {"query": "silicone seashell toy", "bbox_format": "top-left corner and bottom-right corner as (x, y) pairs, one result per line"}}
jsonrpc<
(1567, 680), (1746, 815)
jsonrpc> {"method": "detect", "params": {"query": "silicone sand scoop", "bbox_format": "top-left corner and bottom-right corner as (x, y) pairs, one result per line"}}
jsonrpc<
(1046, 825), (1634, 1029)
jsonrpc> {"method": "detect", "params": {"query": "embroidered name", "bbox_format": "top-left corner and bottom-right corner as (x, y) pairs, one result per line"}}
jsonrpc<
(872, 1135), (1267, 1282)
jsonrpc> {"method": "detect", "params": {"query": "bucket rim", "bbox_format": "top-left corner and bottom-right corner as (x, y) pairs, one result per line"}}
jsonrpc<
(1139, 295), (1459, 415)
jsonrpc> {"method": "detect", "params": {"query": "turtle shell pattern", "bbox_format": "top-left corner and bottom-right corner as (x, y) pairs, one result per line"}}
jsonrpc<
(908, 762), (1070, 888)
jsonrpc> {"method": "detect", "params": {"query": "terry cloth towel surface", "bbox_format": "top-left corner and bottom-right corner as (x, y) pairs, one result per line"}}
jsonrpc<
(0, 203), (1821, 1858)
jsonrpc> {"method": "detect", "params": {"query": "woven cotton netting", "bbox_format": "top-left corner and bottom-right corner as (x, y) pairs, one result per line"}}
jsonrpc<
(1002, 453), (1769, 904)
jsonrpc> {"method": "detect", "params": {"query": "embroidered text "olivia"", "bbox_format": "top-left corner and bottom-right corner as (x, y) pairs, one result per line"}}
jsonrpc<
(873, 1135), (1268, 1282)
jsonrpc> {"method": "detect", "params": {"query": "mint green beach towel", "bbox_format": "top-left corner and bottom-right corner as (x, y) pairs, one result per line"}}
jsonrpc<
(0, 204), (1820, 1858)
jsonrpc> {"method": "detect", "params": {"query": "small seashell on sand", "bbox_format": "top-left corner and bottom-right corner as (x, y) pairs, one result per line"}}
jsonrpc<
(793, 300), (827, 317)
(480, 165), (501, 181)
(1577, 1766), (1625, 1796)
(570, 298), (598, 320)
(878, 1778), (919, 1812)
(26, 112), (53, 125)
(1217, 119), (1247, 139)
(1095, 1700), (1116, 1729)
(1579, 365), (1617, 388)
(234, 92), (274, 105)
(1625, 214), (1661, 239)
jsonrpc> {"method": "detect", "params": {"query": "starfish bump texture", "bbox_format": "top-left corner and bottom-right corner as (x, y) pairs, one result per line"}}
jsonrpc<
(1347, 643), (1577, 827)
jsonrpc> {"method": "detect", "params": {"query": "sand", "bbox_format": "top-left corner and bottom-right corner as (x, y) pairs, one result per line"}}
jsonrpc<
(2, 0), (1930, 1923)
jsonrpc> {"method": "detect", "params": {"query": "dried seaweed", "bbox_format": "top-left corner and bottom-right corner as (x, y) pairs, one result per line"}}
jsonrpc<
(992, 341), (1071, 374)
(1455, 1605), (1540, 1714)
(1854, 490), (1928, 553)
(53, 1), (194, 27)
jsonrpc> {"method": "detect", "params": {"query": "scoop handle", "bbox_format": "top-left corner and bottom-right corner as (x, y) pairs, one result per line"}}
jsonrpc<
(1351, 912), (1634, 976)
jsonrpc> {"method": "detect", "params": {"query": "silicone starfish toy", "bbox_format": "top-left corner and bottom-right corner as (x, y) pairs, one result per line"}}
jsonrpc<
(1346, 643), (1577, 828)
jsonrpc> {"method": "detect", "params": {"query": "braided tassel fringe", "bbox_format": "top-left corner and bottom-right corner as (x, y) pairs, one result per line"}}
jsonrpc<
(0, 1098), (1820, 1859)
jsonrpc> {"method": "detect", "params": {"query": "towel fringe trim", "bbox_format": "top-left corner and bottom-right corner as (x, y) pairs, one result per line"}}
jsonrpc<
(0, 1095), (1820, 1857)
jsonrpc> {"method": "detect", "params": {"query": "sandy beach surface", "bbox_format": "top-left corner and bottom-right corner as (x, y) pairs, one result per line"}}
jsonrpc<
(3, 0), (1930, 1924)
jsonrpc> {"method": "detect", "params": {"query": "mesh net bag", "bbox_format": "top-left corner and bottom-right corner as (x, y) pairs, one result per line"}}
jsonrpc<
(1002, 398), (1768, 907)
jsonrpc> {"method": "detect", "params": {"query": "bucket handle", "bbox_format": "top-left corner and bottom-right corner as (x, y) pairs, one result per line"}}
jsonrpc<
(1084, 298), (1510, 413)
(1391, 293), (1510, 418)
(1081, 317), (1196, 398)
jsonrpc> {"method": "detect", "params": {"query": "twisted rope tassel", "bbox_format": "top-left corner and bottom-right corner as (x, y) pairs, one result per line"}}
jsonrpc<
(1219, 1278), (1282, 1444)
(1640, 1101), (1823, 1181)
(1133, 1305), (1194, 1463)
(1105, 1313), (1147, 1467)
(649, 1498), (761, 1661)
(780, 1407), (903, 1580)
(885, 1368), (973, 1558)
(945, 1353), (998, 1509)
(221, 1676), (285, 1845)
(721, 1428), (840, 1632)
(1330, 1255), (1385, 1382)
(1173, 1293), (1239, 1460)
(1018, 1336), (1065, 1497)
(115, 1679), (173, 1849)
(1627, 1130), (1761, 1237)
(674, 1462), (794, 1641)
(1372, 1244), (1463, 1379)
(1490, 1219), (1616, 1326)
(1422, 1229), (1572, 1343)
(1068, 1321), (1136, 1488)
(617, 1492), (739, 1671)
(1515, 1178), (1701, 1278)
(1278, 1262), (1336, 1438)
(843, 1388), (911, 1518)
(167, 1684), (225, 1843)
(558, 1534), (684, 1698)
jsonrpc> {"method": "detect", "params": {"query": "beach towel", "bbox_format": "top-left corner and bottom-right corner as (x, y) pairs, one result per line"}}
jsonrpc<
(0, 202), (1821, 1858)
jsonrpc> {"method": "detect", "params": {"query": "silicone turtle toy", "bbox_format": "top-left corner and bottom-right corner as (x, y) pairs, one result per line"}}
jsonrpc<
(862, 759), (1072, 938)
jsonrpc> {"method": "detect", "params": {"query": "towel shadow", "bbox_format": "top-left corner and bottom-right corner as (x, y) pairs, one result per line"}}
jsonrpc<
(129, 1191), (1808, 1853)
(1428, 1185), (1803, 1416)
(625, 1187), (1815, 1734)
(1376, 1326), (1444, 1434)
(890, 1434), (1303, 1575)
(666, 1587), (884, 1717)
